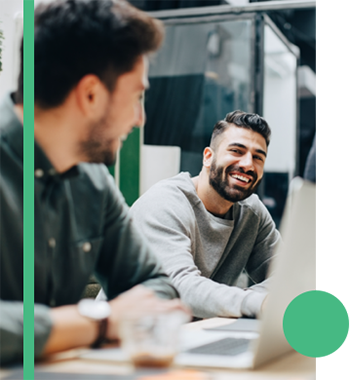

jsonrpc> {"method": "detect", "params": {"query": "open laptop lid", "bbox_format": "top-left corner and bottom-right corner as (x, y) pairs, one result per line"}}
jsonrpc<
(252, 177), (316, 368)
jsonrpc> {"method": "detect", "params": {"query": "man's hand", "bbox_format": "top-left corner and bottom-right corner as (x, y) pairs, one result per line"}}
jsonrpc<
(44, 285), (190, 356)
(107, 285), (191, 341)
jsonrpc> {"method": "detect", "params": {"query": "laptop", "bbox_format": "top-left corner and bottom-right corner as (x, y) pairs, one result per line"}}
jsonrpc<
(81, 177), (316, 369)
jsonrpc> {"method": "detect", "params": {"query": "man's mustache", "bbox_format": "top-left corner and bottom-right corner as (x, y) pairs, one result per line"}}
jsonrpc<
(225, 165), (257, 183)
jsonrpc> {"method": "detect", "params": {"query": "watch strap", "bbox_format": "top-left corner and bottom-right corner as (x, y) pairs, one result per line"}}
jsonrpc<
(91, 317), (108, 348)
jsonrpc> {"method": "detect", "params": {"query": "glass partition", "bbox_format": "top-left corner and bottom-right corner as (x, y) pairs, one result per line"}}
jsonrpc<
(144, 17), (254, 176)
(120, 10), (299, 227)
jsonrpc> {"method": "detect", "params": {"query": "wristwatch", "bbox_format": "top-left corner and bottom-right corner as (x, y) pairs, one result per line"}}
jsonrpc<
(77, 299), (111, 348)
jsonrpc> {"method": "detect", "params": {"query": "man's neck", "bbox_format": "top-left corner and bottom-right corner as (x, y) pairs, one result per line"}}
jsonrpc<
(192, 172), (233, 218)
(34, 102), (84, 173)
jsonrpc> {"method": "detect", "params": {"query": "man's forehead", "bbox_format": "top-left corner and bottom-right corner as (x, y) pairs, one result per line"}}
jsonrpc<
(115, 55), (149, 91)
(140, 55), (149, 89)
(219, 126), (267, 151)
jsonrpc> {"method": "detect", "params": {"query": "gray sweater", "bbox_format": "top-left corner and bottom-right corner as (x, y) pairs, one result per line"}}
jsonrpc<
(130, 172), (280, 318)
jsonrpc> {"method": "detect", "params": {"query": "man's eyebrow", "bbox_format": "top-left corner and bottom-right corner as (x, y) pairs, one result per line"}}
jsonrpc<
(255, 148), (267, 157)
(227, 142), (246, 150)
(227, 142), (267, 157)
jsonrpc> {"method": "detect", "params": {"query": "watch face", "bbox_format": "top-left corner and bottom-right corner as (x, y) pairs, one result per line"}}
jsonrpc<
(78, 299), (111, 320)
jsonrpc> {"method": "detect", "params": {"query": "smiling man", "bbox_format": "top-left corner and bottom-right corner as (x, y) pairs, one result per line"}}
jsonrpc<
(130, 110), (280, 319)
(0, 0), (189, 366)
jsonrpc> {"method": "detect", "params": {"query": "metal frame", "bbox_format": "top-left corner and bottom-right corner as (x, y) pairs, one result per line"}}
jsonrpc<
(147, 0), (315, 20)
(152, 12), (254, 26)
(254, 13), (265, 117)
(249, 15), (257, 114)
(150, 12), (258, 118)
(263, 13), (300, 57)
(150, 9), (300, 123)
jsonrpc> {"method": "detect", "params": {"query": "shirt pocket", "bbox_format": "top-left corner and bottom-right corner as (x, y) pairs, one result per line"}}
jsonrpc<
(72, 236), (104, 278)
(54, 237), (105, 306)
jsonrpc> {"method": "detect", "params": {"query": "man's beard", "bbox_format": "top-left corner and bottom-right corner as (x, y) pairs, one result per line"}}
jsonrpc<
(209, 158), (262, 203)
(79, 113), (117, 166)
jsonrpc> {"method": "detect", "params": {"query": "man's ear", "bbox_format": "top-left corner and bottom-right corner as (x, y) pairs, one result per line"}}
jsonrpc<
(203, 147), (214, 168)
(75, 75), (108, 118)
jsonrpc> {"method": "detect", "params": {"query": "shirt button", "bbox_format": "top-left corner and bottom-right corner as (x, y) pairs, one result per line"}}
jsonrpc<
(82, 242), (91, 252)
(48, 238), (56, 248)
(48, 168), (56, 176)
(35, 169), (44, 178)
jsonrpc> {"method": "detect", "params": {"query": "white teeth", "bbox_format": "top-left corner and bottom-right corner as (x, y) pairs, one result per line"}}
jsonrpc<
(231, 174), (249, 183)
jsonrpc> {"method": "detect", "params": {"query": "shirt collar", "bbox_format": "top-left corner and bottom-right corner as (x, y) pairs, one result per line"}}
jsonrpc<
(1, 93), (80, 181)
(35, 144), (80, 181)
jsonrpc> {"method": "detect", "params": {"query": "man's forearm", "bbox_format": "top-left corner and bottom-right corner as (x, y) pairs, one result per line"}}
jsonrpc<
(173, 274), (266, 319)
(45, 286), (190, 355)
(139, 275), (179, 300)
(43, 305), (99, 356)
(248, 277), (272, 293)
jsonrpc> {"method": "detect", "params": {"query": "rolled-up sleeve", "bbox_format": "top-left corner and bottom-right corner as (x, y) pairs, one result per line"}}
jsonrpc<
(0, 300), (52, 365)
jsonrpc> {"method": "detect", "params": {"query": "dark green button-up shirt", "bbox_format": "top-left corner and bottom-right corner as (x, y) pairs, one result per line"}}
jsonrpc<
(0, 94), (178, 365)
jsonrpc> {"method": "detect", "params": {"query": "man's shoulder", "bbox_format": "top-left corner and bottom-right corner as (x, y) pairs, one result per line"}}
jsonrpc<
(131, 172), (197, 215)
(238, 193), (269, 218)
(140, 172), (196, 200)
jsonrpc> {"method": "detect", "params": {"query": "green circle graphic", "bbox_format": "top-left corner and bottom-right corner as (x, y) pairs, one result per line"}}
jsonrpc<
(283, 290), (349, 357)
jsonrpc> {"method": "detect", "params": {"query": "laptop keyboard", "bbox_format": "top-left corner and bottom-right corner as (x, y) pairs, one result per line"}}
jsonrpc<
(185, 337), (251, 356)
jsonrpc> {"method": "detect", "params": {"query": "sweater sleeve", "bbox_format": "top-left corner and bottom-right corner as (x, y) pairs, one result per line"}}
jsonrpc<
(94, 173), (179, 301)
(244, 199), (281, 285)
(130, 184), (268, 319)
(0, 300), (52, 365)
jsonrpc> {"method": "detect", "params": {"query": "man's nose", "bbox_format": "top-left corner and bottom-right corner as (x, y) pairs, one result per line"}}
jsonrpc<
(240, 153), (254, 172)
(134, 99), (146, 128)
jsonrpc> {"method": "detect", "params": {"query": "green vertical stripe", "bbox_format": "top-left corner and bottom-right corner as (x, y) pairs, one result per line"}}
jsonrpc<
(23, 0), (35, 379)
(119, 128), (140, 206)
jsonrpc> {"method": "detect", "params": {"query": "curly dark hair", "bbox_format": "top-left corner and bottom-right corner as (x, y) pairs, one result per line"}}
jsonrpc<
(210, 110), (271, 149)
(15, 0), (164, 108)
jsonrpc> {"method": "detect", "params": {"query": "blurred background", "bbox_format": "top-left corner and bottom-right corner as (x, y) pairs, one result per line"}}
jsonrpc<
(123, 0), (316, 228)
(0, 0), (316, 228)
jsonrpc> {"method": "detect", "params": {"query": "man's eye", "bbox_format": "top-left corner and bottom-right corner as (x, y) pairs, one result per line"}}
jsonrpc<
(254, 156), (263, 161)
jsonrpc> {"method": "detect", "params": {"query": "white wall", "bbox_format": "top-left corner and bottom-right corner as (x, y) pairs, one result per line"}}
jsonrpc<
(263, 24), (298, 177)
(0, 0), (23, 101)
(140, 145), (181, 195)
(0, 0), (57, 101)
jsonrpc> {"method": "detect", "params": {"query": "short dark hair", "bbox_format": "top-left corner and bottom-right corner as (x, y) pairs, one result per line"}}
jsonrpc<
(210, 110), (271, 149)
(16, 0), (164, 107)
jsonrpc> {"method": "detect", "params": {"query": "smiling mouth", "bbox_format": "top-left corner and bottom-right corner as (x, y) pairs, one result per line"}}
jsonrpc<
(229, 173), (252, 184)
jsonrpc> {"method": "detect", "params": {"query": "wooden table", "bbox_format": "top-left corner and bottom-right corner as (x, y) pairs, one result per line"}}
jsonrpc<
(0, 318), (315, 380)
